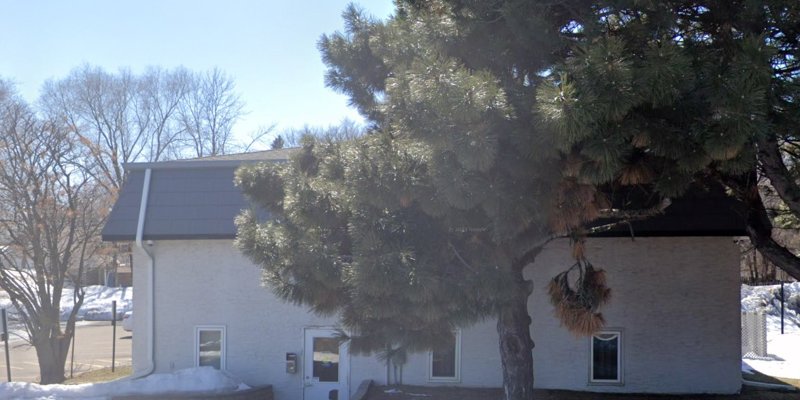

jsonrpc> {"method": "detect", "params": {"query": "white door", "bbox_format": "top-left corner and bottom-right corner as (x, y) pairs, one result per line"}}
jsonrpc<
(303, 328), (349, 400)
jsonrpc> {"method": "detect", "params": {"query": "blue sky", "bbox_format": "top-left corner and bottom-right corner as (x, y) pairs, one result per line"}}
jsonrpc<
(0, 1), (394, 144)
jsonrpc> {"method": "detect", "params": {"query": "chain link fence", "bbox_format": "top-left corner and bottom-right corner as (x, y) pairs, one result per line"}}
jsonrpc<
(741, 311), (767, 358)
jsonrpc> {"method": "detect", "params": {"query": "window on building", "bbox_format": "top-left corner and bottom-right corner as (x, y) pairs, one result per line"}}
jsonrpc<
(590, 331), (621, 384)
(312, 337), (340, 382)
(428, 330), (461, 382)
(196, 326), (226, 370)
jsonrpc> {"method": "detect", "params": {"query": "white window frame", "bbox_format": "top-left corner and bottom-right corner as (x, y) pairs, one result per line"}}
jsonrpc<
(589, 329), (623, 385)
(427, 329), (461, 383)
(195, 325), (226, 370)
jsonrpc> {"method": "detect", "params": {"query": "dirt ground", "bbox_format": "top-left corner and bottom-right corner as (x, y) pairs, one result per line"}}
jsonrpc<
(366, 385), (800, 400)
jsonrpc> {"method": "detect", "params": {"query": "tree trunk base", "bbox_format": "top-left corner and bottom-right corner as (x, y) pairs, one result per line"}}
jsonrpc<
(34, 334), (71, 384)
(497, 273), (535, 400)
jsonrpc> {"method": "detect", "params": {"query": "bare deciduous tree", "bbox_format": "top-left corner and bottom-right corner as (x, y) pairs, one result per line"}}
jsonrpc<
(41, 66), (247, 191)
(0, 65), (250, 384)
(0, 83), (108, 384)
(40, 65), (195, 191)
(178, 68), (244, 157)
(280, 118), (364, 147)
(134, 66), (193, 162)
(236, 124), (278, 153)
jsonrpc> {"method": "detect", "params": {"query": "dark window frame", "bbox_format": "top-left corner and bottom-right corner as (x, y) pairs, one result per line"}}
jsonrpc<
(428, 330), (461, 382)
(589, 330), (623, 385)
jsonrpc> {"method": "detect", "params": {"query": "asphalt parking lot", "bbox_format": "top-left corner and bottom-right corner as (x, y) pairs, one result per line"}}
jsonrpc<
(0, 322), (132, 383)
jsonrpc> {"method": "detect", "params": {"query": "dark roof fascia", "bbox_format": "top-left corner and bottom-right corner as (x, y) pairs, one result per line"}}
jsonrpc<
(589, 229), (745, 238)
(108, 229), (742, 242)
(123, 158), (287, 171)
(103, 233), (238, 242)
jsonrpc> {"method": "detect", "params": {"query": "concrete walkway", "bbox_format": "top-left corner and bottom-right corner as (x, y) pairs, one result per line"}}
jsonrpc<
(0, 322), (132, 383)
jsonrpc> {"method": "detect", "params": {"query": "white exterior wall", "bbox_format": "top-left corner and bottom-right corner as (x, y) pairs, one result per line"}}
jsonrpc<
(132, 240), (336, 400)
(528, 237), (741, 394)
(130, 245), (147, 376)
(132, 240), (503, 399)
(349, 319), (503, 388)
(131, 236), (740, 398)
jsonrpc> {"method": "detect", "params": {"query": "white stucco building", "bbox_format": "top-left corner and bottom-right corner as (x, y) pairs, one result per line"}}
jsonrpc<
(101, 150), (745, 399)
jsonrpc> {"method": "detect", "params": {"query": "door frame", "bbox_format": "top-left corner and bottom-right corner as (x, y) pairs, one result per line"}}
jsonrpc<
(303, 327), (350, 400)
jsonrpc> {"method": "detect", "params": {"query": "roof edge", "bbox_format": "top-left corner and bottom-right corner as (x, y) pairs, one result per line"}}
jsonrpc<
(102, 233), (238, 242)
(124, 158), (288, 170)
(589, 229), (745, 238)
(124, 148), (296, 170)
(103, 230), (742, 243)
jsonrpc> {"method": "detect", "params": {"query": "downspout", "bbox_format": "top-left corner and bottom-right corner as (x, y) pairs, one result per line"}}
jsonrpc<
(130, 168), (155, 379)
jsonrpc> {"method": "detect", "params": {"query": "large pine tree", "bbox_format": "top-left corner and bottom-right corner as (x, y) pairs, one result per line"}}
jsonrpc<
(236, 2), (575, 398)
(535, 0), (800, 280)
(236, 1), (800, 399)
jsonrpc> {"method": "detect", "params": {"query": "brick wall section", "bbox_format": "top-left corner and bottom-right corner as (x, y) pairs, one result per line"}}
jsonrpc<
(527, 237), (742, 394)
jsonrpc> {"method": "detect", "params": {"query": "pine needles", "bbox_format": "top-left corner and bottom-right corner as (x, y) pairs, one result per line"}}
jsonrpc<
(548, 260), (611, 336)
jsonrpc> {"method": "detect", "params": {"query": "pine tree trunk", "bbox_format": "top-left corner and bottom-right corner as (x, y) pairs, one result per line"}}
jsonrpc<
(727, 174), (800, 281)
(496, 268), (535, 400)
(34, 334), (71, 384)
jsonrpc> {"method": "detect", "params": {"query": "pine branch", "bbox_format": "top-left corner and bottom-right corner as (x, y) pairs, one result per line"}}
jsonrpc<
(447, 242), (477, 272)
(757, 134), (800, 217)
(596, 198), (672, 220)
(588, 198), (672, 236)
(723, 174), (800, 281)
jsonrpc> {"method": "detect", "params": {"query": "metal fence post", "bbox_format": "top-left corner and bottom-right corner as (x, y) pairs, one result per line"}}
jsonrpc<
(2, 308), (11, 382)
(112, 300), (116, 373)
(780, 281), (785, 335)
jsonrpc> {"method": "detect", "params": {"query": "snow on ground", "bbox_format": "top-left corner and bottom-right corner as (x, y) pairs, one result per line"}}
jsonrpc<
(0, 367), (250, 400)
(61, 285), (133, 321)
(741, 282), (800, 332)
(741, 282), (800, 380)
(2, 282), (797, 397)
(0, 285), (132, 342)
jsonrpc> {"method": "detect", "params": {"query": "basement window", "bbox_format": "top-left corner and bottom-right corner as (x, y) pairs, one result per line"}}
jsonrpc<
(428, 330), (461, 382)
(195, 326), (226, 370)
(590, 330), (622, 384)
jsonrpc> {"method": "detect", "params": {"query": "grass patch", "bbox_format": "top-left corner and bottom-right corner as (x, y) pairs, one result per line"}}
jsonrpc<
(63, 365), (132, 384)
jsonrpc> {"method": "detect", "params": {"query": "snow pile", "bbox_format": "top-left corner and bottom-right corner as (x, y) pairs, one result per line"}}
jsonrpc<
(0, 285), (132, 342)
(741, 283), (800, 380)
(0, 367), (250, 399)
(0, 270), (132, 323)
(741, 282), (800, 332)
(59, 286), (133, 321)
(0, 285), (131, 323)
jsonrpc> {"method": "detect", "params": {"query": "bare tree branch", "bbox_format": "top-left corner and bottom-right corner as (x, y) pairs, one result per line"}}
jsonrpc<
(0, 83), (108, 383)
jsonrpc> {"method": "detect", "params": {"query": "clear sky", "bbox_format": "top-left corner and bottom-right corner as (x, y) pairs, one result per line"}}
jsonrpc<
(0, 0), (394, 145)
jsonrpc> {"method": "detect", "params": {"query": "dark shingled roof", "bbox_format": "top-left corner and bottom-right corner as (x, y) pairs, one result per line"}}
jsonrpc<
(102, 149), (746, 242)
(101, 150), (292, 242)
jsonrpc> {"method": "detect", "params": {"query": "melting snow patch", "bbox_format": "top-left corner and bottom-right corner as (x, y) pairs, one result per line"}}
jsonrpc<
(741, 282), (800, 332)
(1, 285), (133, 342)
(741, 283), (800, 379)
(741, 361), (755, 375)
(0, 367), (248, 400)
